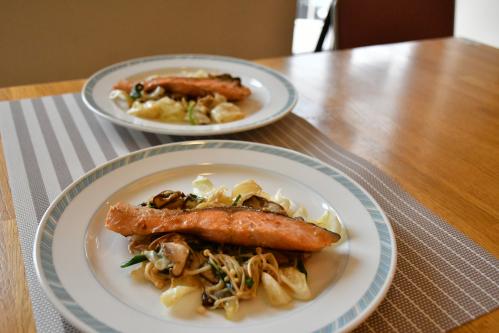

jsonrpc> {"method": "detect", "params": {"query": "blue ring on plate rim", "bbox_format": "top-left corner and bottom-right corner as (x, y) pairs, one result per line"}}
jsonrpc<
(35, 140), (395, 333)
(82, 55), (298, 135)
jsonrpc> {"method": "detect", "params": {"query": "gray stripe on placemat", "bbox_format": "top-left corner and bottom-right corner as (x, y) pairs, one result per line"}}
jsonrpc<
(10, 101), (50, 222)
(72, 94), (118, 160)
(52, 95), (95, 172)
(131, 130), (157, 150)
(112, 125), (140, 152)
(142, 132), (162, 146)
(32, 99), (73, 190)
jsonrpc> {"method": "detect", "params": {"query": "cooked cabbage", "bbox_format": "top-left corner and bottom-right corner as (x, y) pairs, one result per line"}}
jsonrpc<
(232, 179), (262, 201)
(196, 187), (232, 208)
(185, 108), (211, 125)
(261, 272), (292, 306)
(314, 211), (343, 234)
(293, 206), (309, 219)
(192, 175), (214, 197)
(223, 298), (239, 320)
(127, 100), (162, 119)
(210, 103), (245, 123)
(279, 267), (312, 300)
(156, 97), (186, 122)
(212, 93), (227, 106)
(160, 285), (198, 307)
(109, 89), (132, 109)
(272, 189), (293, 215)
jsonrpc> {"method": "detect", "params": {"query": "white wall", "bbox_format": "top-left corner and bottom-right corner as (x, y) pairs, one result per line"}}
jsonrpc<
(455, 0), (499, 48)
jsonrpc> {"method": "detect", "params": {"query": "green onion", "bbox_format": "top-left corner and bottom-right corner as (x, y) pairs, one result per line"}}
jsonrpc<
(245, 277), (254, 288)
(187, 101), (196, 125)
(120, 254), (148, 268)
(232, 194), (241, 206)
(297, 258), (308, 278)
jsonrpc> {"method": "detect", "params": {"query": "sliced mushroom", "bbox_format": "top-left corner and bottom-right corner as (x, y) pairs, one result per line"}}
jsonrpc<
(148, 233), (185, 250)
(151, 190), (186, 209)
(242, 195), (287, 216)
(160, 242), (190, 277)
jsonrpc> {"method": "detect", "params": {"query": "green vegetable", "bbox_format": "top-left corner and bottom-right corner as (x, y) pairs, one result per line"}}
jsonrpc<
(187, 101), (196, 125)
(297, 258), (308, 278)
(232, 194), (241, 206)
(120, 254), (148, 268)
(130, 83), (144, 100)
(245, 277), (254, 288)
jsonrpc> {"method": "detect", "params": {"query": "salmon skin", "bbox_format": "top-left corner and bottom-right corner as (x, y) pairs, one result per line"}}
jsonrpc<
(105, 202), (340, 252)
(113, 74), (251, 101)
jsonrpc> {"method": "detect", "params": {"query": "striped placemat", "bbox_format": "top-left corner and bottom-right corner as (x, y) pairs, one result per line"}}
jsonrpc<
(0, 93), (497, 333)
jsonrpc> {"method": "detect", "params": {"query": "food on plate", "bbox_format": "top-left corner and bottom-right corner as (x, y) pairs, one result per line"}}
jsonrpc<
(106, 204), (339, 252)
(114, 74), (251, 101)
(109, 71), (251, 125)
(104, 177), (343, 319)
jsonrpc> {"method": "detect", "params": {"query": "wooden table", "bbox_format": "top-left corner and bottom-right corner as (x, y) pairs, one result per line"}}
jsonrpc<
(0, 38), (497, 332)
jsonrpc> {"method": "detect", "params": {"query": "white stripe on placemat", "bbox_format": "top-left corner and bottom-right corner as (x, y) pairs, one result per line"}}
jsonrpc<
(391, 282), (446, 329)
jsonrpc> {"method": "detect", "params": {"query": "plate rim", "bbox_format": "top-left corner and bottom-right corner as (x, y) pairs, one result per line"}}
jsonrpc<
(33, 140), (397, 333)
(81, 54), (298, 136)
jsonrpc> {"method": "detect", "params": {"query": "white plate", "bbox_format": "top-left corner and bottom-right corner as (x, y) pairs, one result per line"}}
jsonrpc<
(34, 141), (396, 333)
(82, 55), (297, 136)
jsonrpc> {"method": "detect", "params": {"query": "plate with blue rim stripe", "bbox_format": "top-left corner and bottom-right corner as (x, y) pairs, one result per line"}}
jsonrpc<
(34, 140), (396, 333)
(82, 55), (297, 136)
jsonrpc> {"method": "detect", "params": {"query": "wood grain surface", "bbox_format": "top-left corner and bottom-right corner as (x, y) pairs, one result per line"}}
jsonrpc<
(0, 38), (497, 332)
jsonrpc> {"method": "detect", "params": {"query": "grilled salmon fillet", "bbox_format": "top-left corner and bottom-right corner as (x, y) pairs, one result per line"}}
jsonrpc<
(105, 202), (340, 252)
(113, 74), (251, 101)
